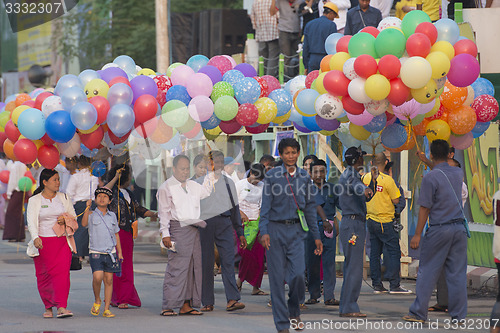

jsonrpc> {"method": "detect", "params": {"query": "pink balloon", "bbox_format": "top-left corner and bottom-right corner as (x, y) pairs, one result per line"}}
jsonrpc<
(222, 55), (237, 69)
(261, 75), (281, 92)
(450, 132), (474, 150)
(472, 94), (499, 122)
(188, 96), (214, 122)
(220, 118), (242, 134)
(347, 110), (374, 126)
(391, 99), (425, 120)
(447, 53), (480, 87)
(207, 56), (233, 75)
(186, 73), (213, 98)
(184, 122), (202, 139)
(236, 103), (259, 126)
(170, 65), (195, 86)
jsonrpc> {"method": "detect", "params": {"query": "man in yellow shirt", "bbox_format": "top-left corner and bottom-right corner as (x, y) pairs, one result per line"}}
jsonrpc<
(363, 153), (411, 294)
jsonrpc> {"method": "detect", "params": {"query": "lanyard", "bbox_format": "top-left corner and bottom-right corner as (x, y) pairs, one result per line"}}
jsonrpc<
(285, 173), (300, 210)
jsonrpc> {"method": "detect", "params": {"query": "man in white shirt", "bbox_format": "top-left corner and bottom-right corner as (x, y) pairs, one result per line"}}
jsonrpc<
(222, 157), (241, 184)
(158, 155), (210, 316)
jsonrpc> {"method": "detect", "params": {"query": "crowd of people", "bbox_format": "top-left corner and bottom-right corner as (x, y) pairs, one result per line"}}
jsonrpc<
(1, 136), (498, 332)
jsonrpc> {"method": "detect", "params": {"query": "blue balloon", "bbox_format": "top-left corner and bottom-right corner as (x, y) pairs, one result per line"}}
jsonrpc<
(269, 89), (293, 116)
(325, 33), (344, 55)
(302, 115), (321, 131)
(90, 160), (106, 176)
(18, 108), (46, 140)
(113, 55), (136, 74)
(79, 69), (101, 86)
(187, 55), (210, 73)
(471, 120), (490, 133)
(473, 131), (485, 138)
(107, 104), (135, 137)
(381, 124), (407, 149)
(45, 111), (76, 143)
(222, 70), (245, 86)
(435, 18), (460, 44)
(55, 74), (83, 96)
(363, 114), (387, 133)
(471, 78), (495, 99)
(165, 85), (192, 106)
(201, 113), (221, 129)
(295, 89), (320, 116)
(81, 144), (99, 158)
(233, 77), (261, 104)
(61, 86), (87, 111)
(70, 102), (98, 130)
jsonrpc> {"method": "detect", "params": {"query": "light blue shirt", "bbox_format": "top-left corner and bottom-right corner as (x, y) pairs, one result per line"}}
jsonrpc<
(88, 209), (119, 253)
(338, 166), (370, 217)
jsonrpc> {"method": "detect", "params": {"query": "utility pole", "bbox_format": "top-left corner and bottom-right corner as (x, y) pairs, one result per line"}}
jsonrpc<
(155, 0), (169, 73)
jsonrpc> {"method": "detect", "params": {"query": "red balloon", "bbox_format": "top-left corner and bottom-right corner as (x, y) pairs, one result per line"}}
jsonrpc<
(220, 118), (242, 134)
(0, 170), (9, 183)
(134, 117), (158, 138)
(336, 35), (352, 53)
(109, 76), (131, 87)
(378, 55), (401, 80)
(5, 120), (20, 143)
(406, 33), (432, 57)
(254, 77), (270, 97)
(24, 170), (35, 182)
(305, 70), (320, 89)
(428, 104), (445, 120)
(133, 94), (159, 124)
(360, 26), (379, 38)
(472, 94), (499, 122)
(38, 145), (60, 169)
(34, 92), (53, 110)
(323, 70), (350, 97)
(353, 55), (378, 78)
(261, 75), (281, 92)
(342, 95), (364, 115)
(453, 39), (478, 57)
(245, 123), (269, 134)
(80, 126), (104, 150)
(40, 133), (55, 146)
(89, 96), (110, 124)
(108, 129), (131, 144)
(153, 75), (173, 107)
(22, 100), (36, 107)
(13, 138), (37, 164)
(387, 78), (411, 106)
(236, 103), (259, 126)
(415, 22), (438, 45)
(0, 132), (7, 152)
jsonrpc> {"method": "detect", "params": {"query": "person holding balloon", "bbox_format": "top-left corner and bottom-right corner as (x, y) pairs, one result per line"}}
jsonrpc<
(3, 160), (29, 242)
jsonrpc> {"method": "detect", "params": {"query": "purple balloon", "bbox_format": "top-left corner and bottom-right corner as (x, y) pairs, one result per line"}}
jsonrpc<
(315, 116), (340, 131)
(447, 53), (480, 88)
(130, 75), (158, 104)
(99, 67), (128, 84)
(234, 63), (257, 77)
(293, 122), (312, 133)
(198, 65), (223, 85)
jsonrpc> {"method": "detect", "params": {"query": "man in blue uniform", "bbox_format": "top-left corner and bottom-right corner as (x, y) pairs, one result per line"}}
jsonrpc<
(338, 146), (375, 317)
(403, 139), (468, 323)
(260, 138), (323, 333)
(302, 2), (338, 73)
(344, 0), (382, 35)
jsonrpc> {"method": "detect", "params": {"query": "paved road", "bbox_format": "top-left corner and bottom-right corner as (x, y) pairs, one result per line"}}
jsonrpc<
(0, 238), (494, 333)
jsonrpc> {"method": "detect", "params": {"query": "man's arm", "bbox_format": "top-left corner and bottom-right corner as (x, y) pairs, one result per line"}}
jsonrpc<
(344, 11), (352, 35)
(259, 175), (272, 250)
(410, 206), (430, 249)
(302, 27), (310, 73)
(270, 0), (279, 16)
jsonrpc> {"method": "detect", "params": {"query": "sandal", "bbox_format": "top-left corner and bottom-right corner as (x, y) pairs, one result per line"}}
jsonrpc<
(226, 301), (245, 311)
(91, 302), (101, 316)
(118, 303), (129, 309)
(201, 305), (214, 312)
(325, 299), (340, 306)
(161, 309), (178, 316)
(43, 309), (53, 318)
(251, 289), (269, 296)
(102, 310), (115, 318)
(305, 298), (319, 305)
(179, 309), (203, 316)
(428, 304), (448, 312)
(56, 310), (73, 318)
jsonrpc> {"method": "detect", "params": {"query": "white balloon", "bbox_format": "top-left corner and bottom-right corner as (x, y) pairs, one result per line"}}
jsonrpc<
(315, 94), (343, 120)
(41, 95), (63, 117)
(348, 78), (371, 104)
(57, 133), (81, 158)
(343, 57), (359, 80)
(377, 17), (402, 31)
(364, 99), (390, 116)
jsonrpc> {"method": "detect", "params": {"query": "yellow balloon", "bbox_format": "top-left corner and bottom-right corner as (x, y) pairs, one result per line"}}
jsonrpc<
(203, 127), (222, 140)
(33, 140), (44, 150)
(430, 41), (455, 61)
(426, 51), (451, 79)
(137, 68), (156, 76)
(464, 85), (475, 106)
(329, 52), (351, 71)
(436, 86), (445, 97)
(338, 115), (349, 123)
(84, 79), (109, 99)
(273, 111), (291, 124)
(11, 105), (30, 126)
(255, 97), (278, 124)
(411, 79), (438, 104)
(79, 124), (100, 134)
(310, 79), (317, 91)
(425, 119), (450, 142)
(314, 72), (328, 94)
(365, 74), (390, 101)
(31, 183), (37, 193)
(349, 123), (371, 140)
(424, 99), (441, 118)
(319, 130), (336, 135)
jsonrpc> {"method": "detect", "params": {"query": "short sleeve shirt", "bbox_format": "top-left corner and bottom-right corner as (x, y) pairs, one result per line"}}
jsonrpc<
(275, 0), (303, 33)
(363, 172), (400, 223)
(88, 209), (120, 253)
(38, 196), (66, 237)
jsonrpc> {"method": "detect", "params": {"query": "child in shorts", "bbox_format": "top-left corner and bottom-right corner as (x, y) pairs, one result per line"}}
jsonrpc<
(82, 187), (122, 318)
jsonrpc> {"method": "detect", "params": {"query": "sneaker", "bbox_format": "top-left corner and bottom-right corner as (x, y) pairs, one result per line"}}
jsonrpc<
(373, 285), (388, 294)
(267, 299), (272, 307)
(390, 286), (412, 294)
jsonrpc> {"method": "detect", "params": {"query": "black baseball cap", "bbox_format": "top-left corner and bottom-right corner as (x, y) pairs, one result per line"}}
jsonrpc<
(344, 146), (367, 166)
(95, 186), (113, 200)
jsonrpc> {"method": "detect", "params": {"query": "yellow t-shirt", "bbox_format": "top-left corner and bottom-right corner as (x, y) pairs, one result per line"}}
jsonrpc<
(362, 172), (401, 223)
(422, 0), (440, 21)
(395, 0), (418, 20)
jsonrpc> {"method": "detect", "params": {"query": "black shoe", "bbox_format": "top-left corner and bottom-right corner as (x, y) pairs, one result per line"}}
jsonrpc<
(373, 285), (388, 294)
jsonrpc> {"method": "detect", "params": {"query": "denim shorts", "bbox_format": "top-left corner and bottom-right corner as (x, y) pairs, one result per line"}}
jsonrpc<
(89, 253), (121, 273)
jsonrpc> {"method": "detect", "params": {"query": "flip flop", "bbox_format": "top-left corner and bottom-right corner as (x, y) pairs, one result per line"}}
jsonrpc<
(226, 301), (245, 311)
(428, 304), (448, 312)
(201, 305), (214, 312)
(56, 311), (73, 318)
(118, 303), (129, 309)
(251, 290), (269, 296)
(305, 298), (319, 305)
(161, 309), (178, 316)
(325, 299), (340, 306)
(102, 310), (115, 318)
(43, 311), (53, 318)
(91, 303), (101, 316)
(179, 309), (203, 316)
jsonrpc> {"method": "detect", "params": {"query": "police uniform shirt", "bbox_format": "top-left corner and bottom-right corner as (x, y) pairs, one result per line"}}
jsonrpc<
(338, 166), (369, 216)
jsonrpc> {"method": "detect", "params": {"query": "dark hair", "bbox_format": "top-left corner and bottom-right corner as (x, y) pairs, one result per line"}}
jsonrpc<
(323, 7), (334, 14)
(302, 154), (319, 167)
(208, 150), (224, 161)
(33, 169), (59, 196)
(78, 155), (92, 168)
(244, 160), (251, 172)
(193, 154), (206, 167)
(259, 154), (275, 164)
(310, 159), (327, 173)
(278, 138), (300, 154)
(108, 164), (131, 186)
(430, 139), (450, 161)
(248, 163), (266, 180)
(173, 154), (190, 167)
(384, 161), (394, 173)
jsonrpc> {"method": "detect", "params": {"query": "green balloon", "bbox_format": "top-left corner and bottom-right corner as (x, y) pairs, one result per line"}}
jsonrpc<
(161, 100), (189, 128)
(401, 10), (431, 38)
(166, 62), (183, 76)
(347, 32), (377, 58)
(211, 81), (234, 103)
(0, 111), (10, 130)
(375, 28), (407, 58)
(18, 177), (33, 192)
(214, 96), (238, 121)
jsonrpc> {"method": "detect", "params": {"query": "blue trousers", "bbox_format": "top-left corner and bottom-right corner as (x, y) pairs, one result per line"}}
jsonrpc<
(306, 223), (337, 301)
(409, 223), (467, 320)
(267, 222), (306, 331)
(367, 219), (401, 290)
(200, 216), (240, 306)
(339, 217), (366, 314)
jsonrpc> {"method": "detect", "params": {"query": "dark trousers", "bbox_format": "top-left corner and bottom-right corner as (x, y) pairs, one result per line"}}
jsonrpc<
(259, 39), (280, 78)
(278, 30), (300, 81)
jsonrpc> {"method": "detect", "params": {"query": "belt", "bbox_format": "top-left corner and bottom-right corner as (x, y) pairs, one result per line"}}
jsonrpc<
(273, 219), (300, 225)
(431, 218), (465, 226)
(343, 214), (365, 221)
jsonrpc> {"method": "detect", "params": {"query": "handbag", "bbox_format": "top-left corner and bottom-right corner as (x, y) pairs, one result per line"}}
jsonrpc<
(243, 218), (260, 250)
(70, 254), (82, 271)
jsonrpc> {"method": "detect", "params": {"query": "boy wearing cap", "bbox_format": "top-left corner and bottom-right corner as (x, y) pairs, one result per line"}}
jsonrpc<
(82, 187), (122, 318)
(337, 146), (375, 317)
(302, 2), (338, 73)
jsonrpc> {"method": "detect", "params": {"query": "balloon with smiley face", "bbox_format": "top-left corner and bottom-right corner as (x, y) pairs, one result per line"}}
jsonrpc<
(411, 79), (438, 104)
(84, 79), (109, 100)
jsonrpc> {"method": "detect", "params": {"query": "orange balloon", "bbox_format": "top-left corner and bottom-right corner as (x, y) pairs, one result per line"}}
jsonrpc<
(398, 126), (416, 151)
(5, 101), (16, 112)
(15, 93), (31, 107)
(320, 55), (333, 72)
(414, 118), (430, 136)
(150, 117), (174, 144)
(439, 81), (467, 110)
(447, 105), (477, 135)
(3, 138), (16, 160)
(439, 108), (449, 123)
